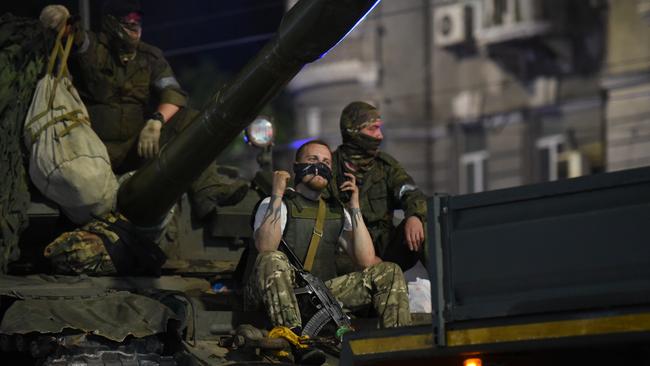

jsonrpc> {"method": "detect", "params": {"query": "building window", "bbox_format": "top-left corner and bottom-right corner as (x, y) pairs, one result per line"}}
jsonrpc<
(536, 134), (565, 181)
(460, 151), (489, 194)
(459, 125), (488, 194)
(306, 107), (321, 137)
(482, 0), (543, 27)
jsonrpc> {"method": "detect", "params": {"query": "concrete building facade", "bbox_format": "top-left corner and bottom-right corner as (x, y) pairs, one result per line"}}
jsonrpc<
(603, 0), (650, 172)
(286, 0), (649, 195)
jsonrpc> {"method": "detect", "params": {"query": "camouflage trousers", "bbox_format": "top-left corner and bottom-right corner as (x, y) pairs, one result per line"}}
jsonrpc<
(244, 251), (411, 329)
(44, 213), (121, 275)
(44, 212), (166, 276)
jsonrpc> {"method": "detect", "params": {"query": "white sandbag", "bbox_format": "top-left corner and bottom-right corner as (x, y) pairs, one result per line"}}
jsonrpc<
(24, 72), (118, 224)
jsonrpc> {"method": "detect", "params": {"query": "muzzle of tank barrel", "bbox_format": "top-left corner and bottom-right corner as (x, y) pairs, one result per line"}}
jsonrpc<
(117, 0), (381, 227)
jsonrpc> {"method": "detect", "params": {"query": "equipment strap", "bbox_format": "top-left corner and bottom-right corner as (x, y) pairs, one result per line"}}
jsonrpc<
(46, 22), (75, 109)
(303, 197), (326, 272)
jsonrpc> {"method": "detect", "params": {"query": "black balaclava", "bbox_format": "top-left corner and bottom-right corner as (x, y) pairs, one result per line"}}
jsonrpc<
(102, 0), (142, 64)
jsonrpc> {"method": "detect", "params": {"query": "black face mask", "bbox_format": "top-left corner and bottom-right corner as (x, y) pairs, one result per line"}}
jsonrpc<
(293, 162), (332, 187)
(102, 15), (139, 63)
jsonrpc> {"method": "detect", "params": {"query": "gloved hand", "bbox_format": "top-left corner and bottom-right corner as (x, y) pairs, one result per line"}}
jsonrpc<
(138, 119), (163, 159)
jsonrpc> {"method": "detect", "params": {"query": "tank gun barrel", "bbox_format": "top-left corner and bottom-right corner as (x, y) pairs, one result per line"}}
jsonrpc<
(117, 0), (380, 227)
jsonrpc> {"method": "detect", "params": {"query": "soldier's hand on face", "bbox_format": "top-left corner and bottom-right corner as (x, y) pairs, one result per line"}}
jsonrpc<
(138, 119), (163, 159)
(340, 173), (360, 208)
(404, 216), (424, 252)
(272, 170), (291, 196)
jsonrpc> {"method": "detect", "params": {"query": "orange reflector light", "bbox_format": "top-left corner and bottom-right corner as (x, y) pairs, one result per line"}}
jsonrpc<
(464, 358), (482, 366)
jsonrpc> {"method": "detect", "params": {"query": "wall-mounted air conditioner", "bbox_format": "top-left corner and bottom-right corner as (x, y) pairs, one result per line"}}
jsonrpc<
(434, 3), (473, 47)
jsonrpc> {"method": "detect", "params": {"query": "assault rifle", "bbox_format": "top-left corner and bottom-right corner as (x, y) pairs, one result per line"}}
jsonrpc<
(279, 240), (352, 338)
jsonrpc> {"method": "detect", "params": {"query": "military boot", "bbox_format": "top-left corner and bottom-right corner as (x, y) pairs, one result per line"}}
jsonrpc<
(293, 346), (326, 365)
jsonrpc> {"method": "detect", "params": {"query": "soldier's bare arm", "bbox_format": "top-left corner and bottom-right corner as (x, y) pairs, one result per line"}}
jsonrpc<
(341, 172), (382, 267)
(254, 170), (290, 252)
(157, 103), (179, 122)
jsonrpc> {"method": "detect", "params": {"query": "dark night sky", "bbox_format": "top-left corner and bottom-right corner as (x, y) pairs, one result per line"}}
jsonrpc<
(140, 0), (285, 73)
(1, 0), (286, 73)
(1, 0), (293, 152)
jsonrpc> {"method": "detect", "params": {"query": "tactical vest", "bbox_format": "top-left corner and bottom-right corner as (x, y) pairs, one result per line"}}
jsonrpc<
(72, 34), (155, 167)
(283, 192), (345, 282)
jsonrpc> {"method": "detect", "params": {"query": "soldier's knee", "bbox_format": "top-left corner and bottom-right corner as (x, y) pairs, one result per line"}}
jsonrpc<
(370, 261), (406, 285)
(377, 261), (403, 275)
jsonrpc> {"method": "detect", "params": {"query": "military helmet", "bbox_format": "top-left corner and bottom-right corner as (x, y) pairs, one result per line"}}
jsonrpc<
(102, 0), (143, 18)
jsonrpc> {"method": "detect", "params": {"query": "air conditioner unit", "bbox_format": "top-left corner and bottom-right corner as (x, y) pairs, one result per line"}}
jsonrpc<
(434, 4), (472, 47)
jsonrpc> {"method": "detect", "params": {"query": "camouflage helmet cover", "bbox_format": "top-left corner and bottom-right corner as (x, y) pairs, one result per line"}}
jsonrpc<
(339, 101), (380, 138)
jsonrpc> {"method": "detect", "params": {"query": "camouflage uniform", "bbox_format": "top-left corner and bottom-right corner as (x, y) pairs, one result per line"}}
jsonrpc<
(245, 192), (411, 329)
(45, 213), (122, 275)
(45, 212), (166, 276)
(245, 251), (411, 329)
(70, 18), (188, 173)
(330, 101), (428, 271)
(0, 14), (49, 272)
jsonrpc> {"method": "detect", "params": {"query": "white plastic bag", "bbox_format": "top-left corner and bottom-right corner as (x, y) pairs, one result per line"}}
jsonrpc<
(408, 277), (432, 313)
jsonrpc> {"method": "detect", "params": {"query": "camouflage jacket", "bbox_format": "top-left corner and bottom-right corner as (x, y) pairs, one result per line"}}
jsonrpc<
(70, 31), (187, 167)
(330, 149), (427, 247)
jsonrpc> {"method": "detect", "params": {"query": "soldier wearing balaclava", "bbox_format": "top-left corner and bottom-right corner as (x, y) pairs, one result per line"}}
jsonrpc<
(69, 0), (188, 173)
(331, 101), (428, 272)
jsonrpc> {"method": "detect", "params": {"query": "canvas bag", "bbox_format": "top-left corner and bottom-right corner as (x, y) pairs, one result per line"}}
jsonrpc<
(24, 26), (118, 224)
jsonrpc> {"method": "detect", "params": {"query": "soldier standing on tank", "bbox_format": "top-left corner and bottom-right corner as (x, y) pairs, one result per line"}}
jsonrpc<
(245, 139), (411, 365)
(70, 0), (188, 174)
(329, 101), (428, 272)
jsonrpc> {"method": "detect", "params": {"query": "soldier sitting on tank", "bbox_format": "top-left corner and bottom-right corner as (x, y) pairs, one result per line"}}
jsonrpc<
(329, 101), (428, 273)
(245, 140), (411, 365)
(35, 2), (246, 276)
(68, 0), (248, 211)
(67, 0), (186, 174)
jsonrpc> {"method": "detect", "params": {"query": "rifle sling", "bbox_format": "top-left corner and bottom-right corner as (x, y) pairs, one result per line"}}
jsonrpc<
(303, 197), (326, 272)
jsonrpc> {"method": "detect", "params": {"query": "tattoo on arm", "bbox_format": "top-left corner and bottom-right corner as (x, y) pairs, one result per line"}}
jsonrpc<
(261, 195), (283, 227)
(350, 208), (362, 229)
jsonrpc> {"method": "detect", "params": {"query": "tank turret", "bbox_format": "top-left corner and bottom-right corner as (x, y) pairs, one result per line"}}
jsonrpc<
(118, 0), (381, 227)
(0, 2), (382, 364)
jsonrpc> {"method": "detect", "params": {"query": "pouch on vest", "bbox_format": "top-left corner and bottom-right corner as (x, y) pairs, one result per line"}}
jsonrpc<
(23, 26), (118, 224)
